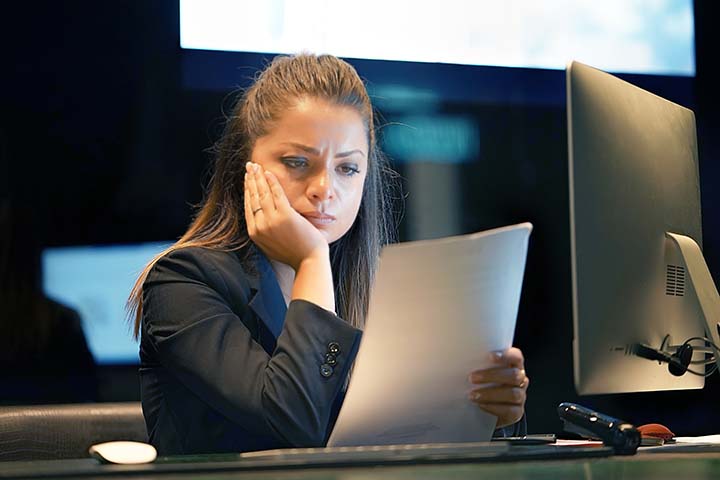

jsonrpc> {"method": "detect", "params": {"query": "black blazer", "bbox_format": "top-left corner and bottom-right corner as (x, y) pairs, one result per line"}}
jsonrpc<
(139, 247), (362, 454)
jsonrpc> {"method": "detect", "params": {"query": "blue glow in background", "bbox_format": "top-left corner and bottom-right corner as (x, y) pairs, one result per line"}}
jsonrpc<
(42, 242), (171, 364)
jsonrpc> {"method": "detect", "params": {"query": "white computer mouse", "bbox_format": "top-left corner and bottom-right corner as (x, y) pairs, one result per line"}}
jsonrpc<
(88, 441), (157, 464)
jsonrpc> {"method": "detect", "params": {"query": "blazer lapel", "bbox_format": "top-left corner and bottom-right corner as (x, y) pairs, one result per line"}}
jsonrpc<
(247, 253), (287, 348)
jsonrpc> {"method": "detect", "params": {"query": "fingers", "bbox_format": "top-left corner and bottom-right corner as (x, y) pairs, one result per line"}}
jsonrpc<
(484, 347), (524, 368)
(470, 373), (528, 429)
(469, 380), (529, 405)
(469, 347), (525, 384)
(250, 163), (277, 214)
(468, 347), (528, 428)
(245, 162), (282, 235)
(245, 162), (274, 213)
(503, 347), (525, 368)
(245, 164), (262, 219)
(264, 170), (291, 212)
(469, 366), (527, 386)
(243, 187), (256, 236)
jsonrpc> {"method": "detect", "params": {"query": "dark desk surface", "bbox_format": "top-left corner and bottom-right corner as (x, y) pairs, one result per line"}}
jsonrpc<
(2, 447), (719, 480)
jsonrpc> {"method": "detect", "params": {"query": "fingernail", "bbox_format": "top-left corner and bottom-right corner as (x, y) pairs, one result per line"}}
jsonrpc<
(245, 162), (252, 172)
(469, 391), (482, 401)
(489, 351), (503, 363)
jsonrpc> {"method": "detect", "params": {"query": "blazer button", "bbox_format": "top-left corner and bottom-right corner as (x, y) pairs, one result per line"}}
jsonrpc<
(325, 353), (337, 366)
(328, 342), (341, 355)
(320, 363), (334, 378)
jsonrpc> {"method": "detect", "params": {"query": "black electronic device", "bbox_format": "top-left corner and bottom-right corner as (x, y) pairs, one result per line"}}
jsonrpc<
(557, 403), (641, 455)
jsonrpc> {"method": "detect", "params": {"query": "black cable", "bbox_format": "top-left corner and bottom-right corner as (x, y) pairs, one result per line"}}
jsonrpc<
(679, 364), (715, 377)
(682, 336), (720, 354)
(678, 336), (719, 377)
(690, 358), (717, 365)
(633, 335), (719, 377)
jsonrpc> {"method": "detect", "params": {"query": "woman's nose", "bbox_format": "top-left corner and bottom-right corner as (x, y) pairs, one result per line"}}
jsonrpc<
(307, 169), (335, 202)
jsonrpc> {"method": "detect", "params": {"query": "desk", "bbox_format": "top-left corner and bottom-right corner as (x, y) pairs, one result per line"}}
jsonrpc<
(2, 448), (719, 480)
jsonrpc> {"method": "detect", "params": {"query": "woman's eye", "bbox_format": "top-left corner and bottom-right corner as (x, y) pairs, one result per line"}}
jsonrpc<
(281, 157), (309, 169)
(338, 164), (361, 176)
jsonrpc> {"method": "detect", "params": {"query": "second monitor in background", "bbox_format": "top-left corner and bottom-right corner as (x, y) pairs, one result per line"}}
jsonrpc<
(42, 242), (172, 365)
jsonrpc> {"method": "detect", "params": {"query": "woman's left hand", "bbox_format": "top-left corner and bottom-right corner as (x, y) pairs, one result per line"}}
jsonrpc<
(468, 347), (529, 428)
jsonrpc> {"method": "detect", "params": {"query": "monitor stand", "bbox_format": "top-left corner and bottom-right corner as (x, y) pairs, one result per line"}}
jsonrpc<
(666, 232), (720, 371)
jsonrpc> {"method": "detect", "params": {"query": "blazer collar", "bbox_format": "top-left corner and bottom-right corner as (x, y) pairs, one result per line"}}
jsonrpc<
(247, 251), (287, 340)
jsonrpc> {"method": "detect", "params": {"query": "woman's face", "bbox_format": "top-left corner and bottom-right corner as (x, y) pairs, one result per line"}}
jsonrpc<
(250, 97), (369, 243)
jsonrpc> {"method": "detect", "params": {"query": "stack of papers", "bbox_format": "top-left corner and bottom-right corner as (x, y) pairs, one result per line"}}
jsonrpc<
(328, 223), (533, 447)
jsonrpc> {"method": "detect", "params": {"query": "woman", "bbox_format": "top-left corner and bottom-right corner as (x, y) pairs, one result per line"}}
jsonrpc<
(128, 53), (529, 455)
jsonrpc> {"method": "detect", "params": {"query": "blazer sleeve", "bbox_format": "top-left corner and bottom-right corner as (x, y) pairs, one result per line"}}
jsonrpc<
(142, 248), (362, 447)
(493, 415), (527, 438)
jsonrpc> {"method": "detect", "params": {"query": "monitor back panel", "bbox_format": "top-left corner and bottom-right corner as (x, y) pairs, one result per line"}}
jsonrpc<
(567, 61), (704, 394)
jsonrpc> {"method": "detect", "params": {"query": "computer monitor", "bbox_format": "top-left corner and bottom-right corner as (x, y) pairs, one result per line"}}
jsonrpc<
(567, 60), (720, 395)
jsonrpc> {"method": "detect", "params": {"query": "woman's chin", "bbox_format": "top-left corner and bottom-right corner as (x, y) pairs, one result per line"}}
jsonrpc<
(325, 224), (356, 245)
(314, 227), (335, 243)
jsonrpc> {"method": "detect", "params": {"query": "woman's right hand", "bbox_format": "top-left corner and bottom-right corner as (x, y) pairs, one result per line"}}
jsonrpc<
(244, 162), (329, 271)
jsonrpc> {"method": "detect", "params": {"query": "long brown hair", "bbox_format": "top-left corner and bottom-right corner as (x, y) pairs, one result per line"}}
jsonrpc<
(128, 53), (398, 338)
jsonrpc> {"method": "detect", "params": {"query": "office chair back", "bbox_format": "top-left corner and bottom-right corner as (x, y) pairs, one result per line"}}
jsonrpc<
(0, 402), (147, 461)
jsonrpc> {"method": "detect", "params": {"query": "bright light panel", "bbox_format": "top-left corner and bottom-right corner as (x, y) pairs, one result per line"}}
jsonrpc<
(180, 0), (694, 76)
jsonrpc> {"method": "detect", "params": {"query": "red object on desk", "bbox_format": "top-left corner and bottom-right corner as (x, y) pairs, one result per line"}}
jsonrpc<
(637, 424), (676, 441)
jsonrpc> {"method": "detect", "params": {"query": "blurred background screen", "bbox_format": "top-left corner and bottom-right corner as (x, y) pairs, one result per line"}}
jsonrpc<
(42, 242), (171, 364)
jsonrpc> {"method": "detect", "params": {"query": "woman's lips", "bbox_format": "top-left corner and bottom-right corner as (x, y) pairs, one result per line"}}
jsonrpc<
(302, 213), (337, 225)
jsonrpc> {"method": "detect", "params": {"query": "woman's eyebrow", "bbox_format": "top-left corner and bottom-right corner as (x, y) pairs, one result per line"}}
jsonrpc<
(336, 149), (365, 158)
(282, 142), (366, 158)
(282, 142), (319, 155)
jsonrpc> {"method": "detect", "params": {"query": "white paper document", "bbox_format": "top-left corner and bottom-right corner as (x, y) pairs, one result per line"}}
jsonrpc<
(675, 435), (720, 445)
(327, 222), (533, 447)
